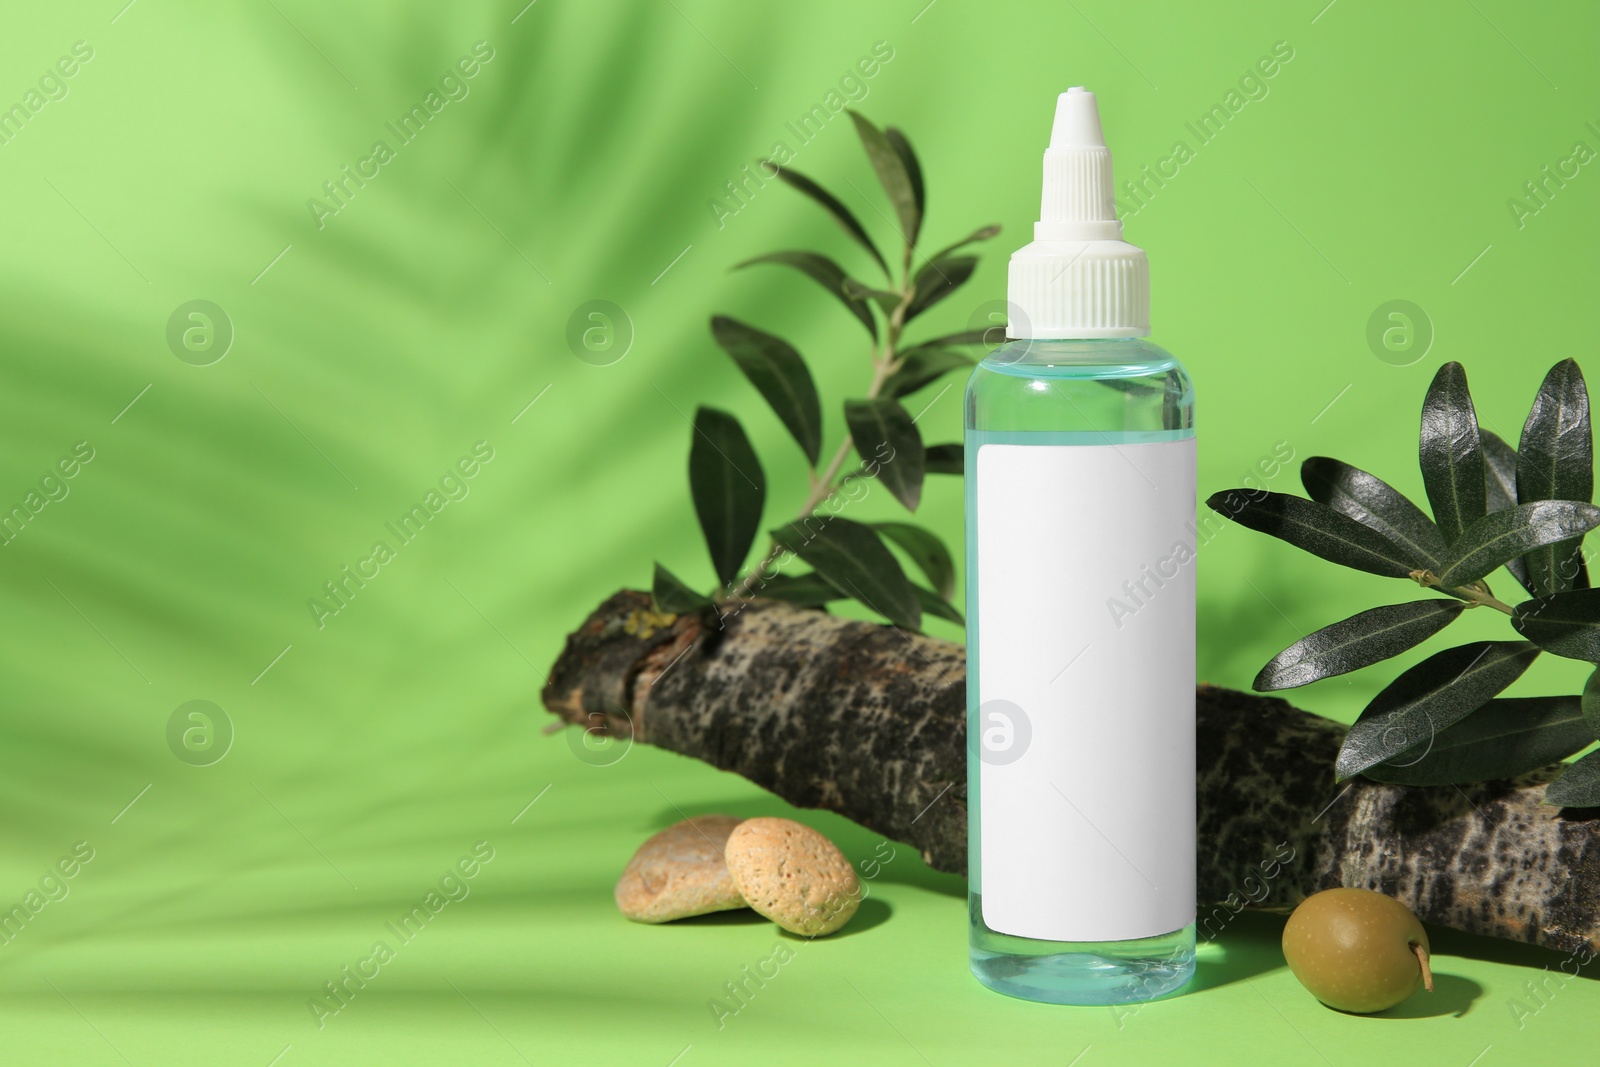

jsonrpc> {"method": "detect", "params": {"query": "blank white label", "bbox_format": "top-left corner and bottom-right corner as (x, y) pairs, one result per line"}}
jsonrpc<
(976, 438), (1196, 943)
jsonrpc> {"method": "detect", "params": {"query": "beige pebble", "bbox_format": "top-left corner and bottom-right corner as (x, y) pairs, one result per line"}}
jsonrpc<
(615, 815), (747, 923)
(724, 817), (861, 936)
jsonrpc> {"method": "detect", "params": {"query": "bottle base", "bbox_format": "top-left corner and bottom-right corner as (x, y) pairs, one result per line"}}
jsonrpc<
(969, 898), (1195, 1005)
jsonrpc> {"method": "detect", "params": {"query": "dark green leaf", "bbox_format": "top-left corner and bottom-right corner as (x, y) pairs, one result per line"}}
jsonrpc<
(883, 347), (975, 398)
(1254, 600), (1465, 692)
(1518, 358), (1593, 595)
(886, 125), (925, 247)
(923, 224), (1002, 265)
(1300, 457), (1446, 570)
(1434, 501), (1600, 587)
(652, 562), (712, 613)
(1482, 429), (1519, 512)
(845, 398), (924, 511)
(734, 251), (876, 339)
(1363, 696), (1592, 786)
(1419, 361), (1486, 544)
(906, 256), (977, 320)
(1511, 587), (1600, 662)
(913, 583), (963, 625)
(766, 163), (889, 277)
(905, 328), (993, 350)
(755, 571), (846, 607)
(770, 516), (920, 629)
(1585, 665), (1600, 738)
(1544, 748), (1600, 807)
(1204, 491), (1417, 578)
(689, 407), (765, 587)
(874, 522), (955, 599)
(710, 315), (824, 466)
(925, 443), (962, 474)
(1481, 429), (1534, 594)
(841, 277), (902, 312)
(1335, 640), (1540, 780)
(848, 111), (920, 251)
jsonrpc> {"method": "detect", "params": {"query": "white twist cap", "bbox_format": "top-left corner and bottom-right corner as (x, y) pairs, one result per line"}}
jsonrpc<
(1007, 88), (1149, 339)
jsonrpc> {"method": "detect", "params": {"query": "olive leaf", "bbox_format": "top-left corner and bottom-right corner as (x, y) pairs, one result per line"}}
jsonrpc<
(906, 328), (993, 350)
(1362, 696), (1592, 787)
(1433, 501), (1600, 587)
(1544, 748), (1600, 807)
(770, 516), (920, 630)
(1511, 587), (1600, 662)
(1518, 358), (1593, 596)
(924, 443), (962, 474)
(1585, 665), (1600, 737)
(1300, 457), (1445, 570)
(922, 224), (1001, 265)
(841, 277), (903, 312)
(1204, 491), (1417, 578)
(1219, 359), (1600, 794)
(885, 126), (925, 242)
(755, 571), (847, 608)
(1419, 361), (1486, 545)
(883, 347), (975, 398)
(848, 111), (920, 250)
(1481, 428), (1534, 594)
(1254, 600), (1465, 692)
(1335, 641), (1541, 780)
(652, 562), (712, 613)
(710, 315), (823, 466)
(766, 162), (889, 277)
(914, 583), (963, 625)
(907, 255), (977, 320)
(679, 114), (996, 634)
(689, 407), (765, 587)
(874, 521), (955, 599)
(844, 398), (925, 511)
(734, 251), (876, 339)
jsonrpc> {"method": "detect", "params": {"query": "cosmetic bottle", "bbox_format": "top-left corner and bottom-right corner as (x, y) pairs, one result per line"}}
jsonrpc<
(965, 87), (1196, 1004)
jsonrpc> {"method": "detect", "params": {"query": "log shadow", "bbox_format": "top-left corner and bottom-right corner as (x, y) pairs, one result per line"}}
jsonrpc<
(1422, 921), (1600, 984)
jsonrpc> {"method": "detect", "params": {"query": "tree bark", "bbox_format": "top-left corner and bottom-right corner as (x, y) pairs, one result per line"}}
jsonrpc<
(542, 589), (1600, 957)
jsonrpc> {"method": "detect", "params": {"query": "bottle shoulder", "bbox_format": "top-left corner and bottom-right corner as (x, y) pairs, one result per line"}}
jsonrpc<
(964, 337), (1194, 434)
(969, 338), (1191, 384)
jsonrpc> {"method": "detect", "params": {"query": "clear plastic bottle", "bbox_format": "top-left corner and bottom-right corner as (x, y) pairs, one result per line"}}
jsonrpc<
(963, 89), (1197, 1005)
(965, 338), (1196, 1005)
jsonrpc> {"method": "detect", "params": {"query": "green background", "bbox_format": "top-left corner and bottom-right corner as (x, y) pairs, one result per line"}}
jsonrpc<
(3, 0), (1597, 1063)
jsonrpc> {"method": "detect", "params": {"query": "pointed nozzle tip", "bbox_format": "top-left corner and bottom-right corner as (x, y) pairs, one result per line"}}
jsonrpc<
(1050, 87), (1105, 149)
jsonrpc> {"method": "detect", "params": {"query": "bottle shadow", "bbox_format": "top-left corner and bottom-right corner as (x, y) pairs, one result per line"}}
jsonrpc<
(1186, 911), (1291, 994)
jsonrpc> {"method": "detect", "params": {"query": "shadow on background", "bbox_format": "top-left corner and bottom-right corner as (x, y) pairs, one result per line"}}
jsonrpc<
(672, 909), (768, 927)
(776, 896), (891, 941)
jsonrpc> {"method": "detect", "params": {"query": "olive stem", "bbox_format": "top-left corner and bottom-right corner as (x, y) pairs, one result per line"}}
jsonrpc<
(1408, 569), (1515, 616)
(1411, 942), (1434, 992)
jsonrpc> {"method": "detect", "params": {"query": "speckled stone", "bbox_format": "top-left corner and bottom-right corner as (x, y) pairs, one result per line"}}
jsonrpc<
(724, 817), (861, 936)
(614, 815), (747, 923)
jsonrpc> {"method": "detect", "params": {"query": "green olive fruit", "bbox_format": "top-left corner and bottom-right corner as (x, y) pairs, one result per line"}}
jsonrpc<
(1282, 888), (1433, 1013)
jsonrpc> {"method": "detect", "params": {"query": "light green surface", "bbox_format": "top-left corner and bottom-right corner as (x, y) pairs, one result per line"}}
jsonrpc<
(2, 1), (1597, 1063)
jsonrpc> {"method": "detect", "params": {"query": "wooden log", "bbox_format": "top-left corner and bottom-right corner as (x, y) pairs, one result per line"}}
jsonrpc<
(542, 589), (1600, 956)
